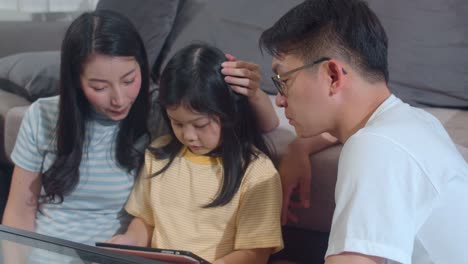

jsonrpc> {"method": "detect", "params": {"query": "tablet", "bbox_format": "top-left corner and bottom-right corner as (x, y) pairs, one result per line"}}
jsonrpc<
(95, 242), (210, 264)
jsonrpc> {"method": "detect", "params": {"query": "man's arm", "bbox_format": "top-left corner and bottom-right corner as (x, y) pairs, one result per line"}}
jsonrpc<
(279, 133), (338, 224)
(326, 252), (382, 264)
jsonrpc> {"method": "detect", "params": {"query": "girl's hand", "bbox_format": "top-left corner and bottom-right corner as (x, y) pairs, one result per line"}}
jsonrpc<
(105, 234), (138, 246)
(221, 54), (262, 100)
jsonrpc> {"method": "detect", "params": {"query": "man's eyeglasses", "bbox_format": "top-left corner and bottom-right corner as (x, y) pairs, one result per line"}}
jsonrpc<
(271, 57), (330, 96)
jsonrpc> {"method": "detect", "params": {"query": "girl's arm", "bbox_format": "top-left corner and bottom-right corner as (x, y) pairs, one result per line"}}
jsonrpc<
(2, 166), (41, 231)
(221, 54), (279, 132)
(213, 248), (272, 264)
(106, 217), (153, 247)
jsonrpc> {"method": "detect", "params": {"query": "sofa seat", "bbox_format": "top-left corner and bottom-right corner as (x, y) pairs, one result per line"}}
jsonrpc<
(265, 95), (468, 232)
(3, 95), (468, 233)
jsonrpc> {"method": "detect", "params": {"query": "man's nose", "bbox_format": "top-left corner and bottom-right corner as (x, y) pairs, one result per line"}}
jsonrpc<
(275, 93), (288, 108)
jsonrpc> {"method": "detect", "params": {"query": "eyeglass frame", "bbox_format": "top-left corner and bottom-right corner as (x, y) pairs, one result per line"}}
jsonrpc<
(271, 57), (331, 96)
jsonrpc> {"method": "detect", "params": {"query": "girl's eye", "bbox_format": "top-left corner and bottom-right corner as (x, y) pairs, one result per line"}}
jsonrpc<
(194, 122), (209, 129)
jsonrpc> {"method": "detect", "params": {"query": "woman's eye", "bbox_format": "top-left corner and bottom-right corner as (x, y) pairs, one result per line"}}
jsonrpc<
(91, 86), (106, 91)
(123, 79), (135, 85)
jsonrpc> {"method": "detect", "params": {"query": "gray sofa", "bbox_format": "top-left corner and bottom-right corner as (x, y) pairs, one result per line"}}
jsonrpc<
(1, 0), (467, 262)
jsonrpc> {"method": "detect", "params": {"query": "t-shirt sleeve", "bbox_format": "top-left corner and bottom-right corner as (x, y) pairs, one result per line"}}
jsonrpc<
(234, 155), (284, 253)
(124, 151), (155, 227)
(10, 102), (45, 172)
(326, 133), (438, 264)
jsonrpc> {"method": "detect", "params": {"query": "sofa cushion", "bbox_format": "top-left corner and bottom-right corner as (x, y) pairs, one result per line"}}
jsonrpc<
(266, 95), (468, 233)
(96, 0), (182, 68)
(0, 51), (60, 102)
(0, 90), (30, 164)
(367, 0), (468, 108)
(160, 0), (303, 95)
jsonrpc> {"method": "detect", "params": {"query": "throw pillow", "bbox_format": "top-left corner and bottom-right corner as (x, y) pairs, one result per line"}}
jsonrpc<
(0, 51), (60, 102)
(368, 0), (468, 108)
(96, 0), (182, 69)
(160, 0), (303, 95)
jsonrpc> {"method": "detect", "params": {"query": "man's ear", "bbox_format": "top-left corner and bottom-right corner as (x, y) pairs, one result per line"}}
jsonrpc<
(326, 60), (347, 95)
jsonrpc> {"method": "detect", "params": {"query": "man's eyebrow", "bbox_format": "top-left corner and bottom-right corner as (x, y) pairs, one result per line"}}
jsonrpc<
(272, 63), (282, 75)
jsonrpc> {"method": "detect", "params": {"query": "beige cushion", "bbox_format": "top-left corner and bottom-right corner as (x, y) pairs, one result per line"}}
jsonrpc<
(266, 96), (468, 232)
(0, 90), (30, 164)
(4, 105), (30, 164)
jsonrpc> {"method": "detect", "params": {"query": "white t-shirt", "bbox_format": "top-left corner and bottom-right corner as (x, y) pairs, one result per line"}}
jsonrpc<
(325, 95), (468, 264)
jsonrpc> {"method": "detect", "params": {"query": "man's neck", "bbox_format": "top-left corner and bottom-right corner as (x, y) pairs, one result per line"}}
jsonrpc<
(334, 82), (391, 143)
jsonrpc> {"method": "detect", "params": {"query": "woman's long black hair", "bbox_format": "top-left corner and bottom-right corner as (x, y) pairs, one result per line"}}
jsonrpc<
(151, 43), (273, 208)
(42, 10), (150, 203)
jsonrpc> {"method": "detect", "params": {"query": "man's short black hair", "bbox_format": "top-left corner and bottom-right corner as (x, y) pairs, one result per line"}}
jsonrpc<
(260, 0), (389, 83)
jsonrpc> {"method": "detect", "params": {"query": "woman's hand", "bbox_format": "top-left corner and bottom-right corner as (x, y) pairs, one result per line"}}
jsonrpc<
(221, 54), (279, 132)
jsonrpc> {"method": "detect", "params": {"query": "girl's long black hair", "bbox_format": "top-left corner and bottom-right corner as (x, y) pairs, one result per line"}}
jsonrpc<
(151, 43), (273, 208)
(42, 10), (150, 203)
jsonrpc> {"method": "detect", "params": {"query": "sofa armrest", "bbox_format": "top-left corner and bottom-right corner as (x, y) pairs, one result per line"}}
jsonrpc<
(265, 96), (468, 233)
(4, 105), (30, 164)
(0, 21), (69, 59)
(0, 90), (30, 165)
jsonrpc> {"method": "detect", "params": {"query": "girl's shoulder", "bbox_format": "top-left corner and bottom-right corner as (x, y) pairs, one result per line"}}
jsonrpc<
(243, 151), (279, 182)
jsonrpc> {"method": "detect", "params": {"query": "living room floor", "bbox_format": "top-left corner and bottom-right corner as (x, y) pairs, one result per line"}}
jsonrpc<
(0, 164), (13, 221)
(271, 226), (329, 264)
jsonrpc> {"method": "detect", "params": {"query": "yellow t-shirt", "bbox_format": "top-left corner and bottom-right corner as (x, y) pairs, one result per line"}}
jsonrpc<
(125, 136), (283, 262)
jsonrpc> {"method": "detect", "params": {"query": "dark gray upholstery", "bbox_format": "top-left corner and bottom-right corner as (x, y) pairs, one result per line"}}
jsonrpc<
(160, 0), (303, 95)
(368, 0), (468, 108)
(96, 0), (182, 68)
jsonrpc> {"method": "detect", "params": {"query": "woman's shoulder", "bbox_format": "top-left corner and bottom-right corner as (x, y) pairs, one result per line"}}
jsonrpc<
(29, 95), (59, 116)
(25, 95), (59, 128)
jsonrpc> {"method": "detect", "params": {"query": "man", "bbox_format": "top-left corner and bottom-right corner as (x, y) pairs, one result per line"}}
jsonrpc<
(260, 0), (468, 263)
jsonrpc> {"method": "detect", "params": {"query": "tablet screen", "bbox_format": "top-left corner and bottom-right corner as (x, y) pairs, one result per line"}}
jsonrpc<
(95, 242), (210, 264)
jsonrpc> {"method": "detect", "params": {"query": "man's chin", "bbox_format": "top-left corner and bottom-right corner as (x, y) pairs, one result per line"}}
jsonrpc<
(294, 127), (323, 138)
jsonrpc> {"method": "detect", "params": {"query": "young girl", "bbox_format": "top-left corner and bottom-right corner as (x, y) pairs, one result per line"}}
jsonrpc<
(108, 43), (283, 263)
